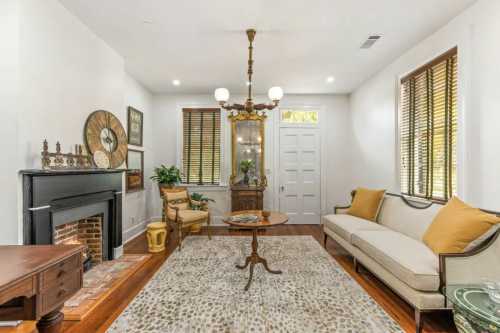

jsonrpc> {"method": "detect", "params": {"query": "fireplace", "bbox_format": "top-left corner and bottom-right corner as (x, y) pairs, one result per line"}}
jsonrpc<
(54, 215), (104, 269)
(21, 169), (124, 262)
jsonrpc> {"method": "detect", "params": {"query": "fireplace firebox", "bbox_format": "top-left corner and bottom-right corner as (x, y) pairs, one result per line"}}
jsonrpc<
(21, 169), (125, 261)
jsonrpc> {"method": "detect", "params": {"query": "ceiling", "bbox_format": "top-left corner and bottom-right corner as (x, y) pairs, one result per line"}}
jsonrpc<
(59, 0), (475, 94)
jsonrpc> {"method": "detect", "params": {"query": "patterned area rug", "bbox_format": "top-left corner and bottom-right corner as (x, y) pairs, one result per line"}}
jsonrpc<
(107, 236), (402, 333)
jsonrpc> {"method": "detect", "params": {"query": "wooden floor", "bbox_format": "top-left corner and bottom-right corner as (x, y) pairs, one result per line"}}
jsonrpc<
(61, 224), (456, 333)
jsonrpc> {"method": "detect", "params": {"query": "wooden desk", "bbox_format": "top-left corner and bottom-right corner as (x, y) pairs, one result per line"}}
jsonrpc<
(0, 245), (84, 333)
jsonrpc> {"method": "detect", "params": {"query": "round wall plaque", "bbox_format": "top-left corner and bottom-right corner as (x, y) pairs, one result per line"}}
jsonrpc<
(93, 150), (110, 169)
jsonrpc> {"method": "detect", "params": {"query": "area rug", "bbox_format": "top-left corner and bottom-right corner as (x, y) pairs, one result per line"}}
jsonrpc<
(106, 236), (402, 333)
(63, 254), (151, 320)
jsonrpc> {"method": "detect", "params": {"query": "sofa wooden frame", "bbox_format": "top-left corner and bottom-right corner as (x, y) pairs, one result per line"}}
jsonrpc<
(324, 191), (500, 333)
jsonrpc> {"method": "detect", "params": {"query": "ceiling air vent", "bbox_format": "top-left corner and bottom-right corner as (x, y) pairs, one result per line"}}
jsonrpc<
(360, 35), (382, 49)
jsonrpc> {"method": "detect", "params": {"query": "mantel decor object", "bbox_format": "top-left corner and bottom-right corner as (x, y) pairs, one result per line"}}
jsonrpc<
(214, 29), (283, 117)
(41, 140), (93, 170)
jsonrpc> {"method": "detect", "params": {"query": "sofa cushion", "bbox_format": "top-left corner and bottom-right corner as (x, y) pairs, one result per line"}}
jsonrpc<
(377, 195), (442, 241)
(347, 187), (386, 221)
(352, 230), (440, 291)
(423, 196), (500, 254)
(323, 214), (387, 244)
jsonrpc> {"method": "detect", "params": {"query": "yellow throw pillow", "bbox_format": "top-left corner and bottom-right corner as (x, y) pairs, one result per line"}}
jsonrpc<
(347, 188), (386, 222)
(423, 197), (500, 254)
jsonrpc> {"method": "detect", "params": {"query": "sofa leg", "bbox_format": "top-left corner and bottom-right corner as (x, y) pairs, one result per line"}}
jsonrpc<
(354, 258), (360, 274)
(415, 309), (423, 333)
(323, 232), (328, 248)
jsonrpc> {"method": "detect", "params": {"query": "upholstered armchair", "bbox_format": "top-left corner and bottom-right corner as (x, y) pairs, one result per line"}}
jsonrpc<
(162, 187), (211, 250)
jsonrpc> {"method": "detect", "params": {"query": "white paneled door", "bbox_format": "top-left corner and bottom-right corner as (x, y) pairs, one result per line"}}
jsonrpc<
(279, 128), (321, 224)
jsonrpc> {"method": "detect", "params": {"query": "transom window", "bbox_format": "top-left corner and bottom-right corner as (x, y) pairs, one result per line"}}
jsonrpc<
(182, 108), (221, 185)
(281, 109), (318, 124)
(399, 47), (457, 202)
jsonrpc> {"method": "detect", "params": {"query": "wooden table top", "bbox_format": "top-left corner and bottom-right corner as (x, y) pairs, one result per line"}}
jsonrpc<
(0, 245), (84, 291)
(223, 210), (288, 229)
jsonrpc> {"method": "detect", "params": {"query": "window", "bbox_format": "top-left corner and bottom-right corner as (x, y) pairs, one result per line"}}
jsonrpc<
(281, 109), (318, 124)
(400, 47), (457, 201)
(182, 108), (221, 185)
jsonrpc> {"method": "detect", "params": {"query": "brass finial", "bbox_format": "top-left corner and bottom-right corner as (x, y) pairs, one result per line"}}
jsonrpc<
(246, 29), (256, 43)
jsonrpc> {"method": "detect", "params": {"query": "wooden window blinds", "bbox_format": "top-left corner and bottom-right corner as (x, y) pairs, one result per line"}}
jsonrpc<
(182, 108), (221, 185)
(400, 47), (457, 201)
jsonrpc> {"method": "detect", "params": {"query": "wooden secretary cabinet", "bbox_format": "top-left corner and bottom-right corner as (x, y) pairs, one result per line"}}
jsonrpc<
(229, 112), (267, 212)
(231, 185), (264, 211)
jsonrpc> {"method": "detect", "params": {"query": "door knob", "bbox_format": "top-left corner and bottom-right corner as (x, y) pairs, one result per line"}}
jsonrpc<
(280, 185), (285, 192)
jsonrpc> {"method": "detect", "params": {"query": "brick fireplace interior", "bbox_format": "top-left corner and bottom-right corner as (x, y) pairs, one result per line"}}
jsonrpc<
(54, 214), (103, 267)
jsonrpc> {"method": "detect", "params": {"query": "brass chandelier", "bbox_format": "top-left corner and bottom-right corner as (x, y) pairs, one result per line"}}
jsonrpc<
(214, 29), (283, 116)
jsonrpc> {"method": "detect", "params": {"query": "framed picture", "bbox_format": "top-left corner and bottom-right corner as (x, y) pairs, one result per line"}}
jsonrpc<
(126, 149), (144, 192)
(127, 106), (143, 146)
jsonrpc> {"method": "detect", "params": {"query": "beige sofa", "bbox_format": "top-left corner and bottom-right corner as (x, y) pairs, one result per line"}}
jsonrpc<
(323, 193), (500, 333)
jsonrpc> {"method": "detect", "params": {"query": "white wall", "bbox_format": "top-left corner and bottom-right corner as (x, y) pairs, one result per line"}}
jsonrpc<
(349, 0), (500, 211)
(0, 0), (155, 244)
(152, 93), (353, 223)
(123, 74), (155, 241)
(0, 0), (20, 244)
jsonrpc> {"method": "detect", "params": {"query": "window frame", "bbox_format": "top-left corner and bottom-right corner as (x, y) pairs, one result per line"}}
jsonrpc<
(178, 107), (223, 187)
(397, 47), (458, 203)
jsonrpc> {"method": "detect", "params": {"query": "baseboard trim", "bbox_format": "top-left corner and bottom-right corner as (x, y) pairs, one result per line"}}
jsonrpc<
(123, 219), (149, 243)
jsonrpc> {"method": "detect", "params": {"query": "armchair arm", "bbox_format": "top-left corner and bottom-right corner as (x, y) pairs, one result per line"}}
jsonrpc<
(334, 205), (351, 215)
(439, 230), (500, 291)
(166, 204), (180, 223)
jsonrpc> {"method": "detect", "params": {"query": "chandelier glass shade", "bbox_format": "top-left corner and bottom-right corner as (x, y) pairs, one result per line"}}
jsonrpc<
(214, 29), (283, 115)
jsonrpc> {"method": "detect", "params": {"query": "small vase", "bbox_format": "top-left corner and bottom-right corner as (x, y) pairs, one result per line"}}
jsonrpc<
(243, 172), (249, 185)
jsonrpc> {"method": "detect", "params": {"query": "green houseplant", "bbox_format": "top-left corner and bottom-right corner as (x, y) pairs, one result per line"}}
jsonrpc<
(239, 159), (255, 185)
(150, 165), (182, 196)
(190, 192), (215, 210)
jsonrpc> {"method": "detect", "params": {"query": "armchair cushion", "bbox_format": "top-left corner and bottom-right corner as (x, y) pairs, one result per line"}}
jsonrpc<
(163, 189), (190, 219)
(175, 210), (208, 224)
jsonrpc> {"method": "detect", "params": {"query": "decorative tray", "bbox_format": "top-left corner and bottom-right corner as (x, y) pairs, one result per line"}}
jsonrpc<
(225, 214), (260, 223)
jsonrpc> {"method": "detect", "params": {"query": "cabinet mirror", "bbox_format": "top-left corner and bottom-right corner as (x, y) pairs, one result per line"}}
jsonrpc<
(230, 114), (266, 187)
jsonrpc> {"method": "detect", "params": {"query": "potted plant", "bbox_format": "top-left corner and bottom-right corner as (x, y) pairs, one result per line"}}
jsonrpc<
(239, 159), (255, 185)
(150, 165), (182, 196)
(190, 192), (215, 210)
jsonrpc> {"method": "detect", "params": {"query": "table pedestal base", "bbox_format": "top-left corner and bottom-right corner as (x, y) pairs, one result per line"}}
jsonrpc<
(36, 307), (64, 333)
(236, 229), (281, 291)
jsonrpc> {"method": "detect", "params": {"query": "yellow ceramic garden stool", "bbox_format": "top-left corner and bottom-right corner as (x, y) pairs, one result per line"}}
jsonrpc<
(146, 221), (167, 253)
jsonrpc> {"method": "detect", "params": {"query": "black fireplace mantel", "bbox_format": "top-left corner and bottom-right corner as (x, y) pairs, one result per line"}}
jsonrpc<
(20, 168), (125, 176)
(21, 169), (125, 260)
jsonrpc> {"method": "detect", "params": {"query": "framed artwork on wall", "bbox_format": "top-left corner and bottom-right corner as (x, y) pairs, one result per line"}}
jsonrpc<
(126, 149), (144, 192)
(127, 106), (143, 146)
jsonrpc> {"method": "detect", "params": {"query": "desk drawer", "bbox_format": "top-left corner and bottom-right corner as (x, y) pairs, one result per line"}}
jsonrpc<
(40, 253), (80, 290)
(40, 270), (81, 313)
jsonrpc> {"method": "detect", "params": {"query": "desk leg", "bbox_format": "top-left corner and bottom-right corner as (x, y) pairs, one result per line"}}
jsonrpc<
(36, 307), (64, 333)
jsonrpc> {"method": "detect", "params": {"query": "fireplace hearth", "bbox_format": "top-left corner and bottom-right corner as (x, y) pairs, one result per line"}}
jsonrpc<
(21, 169), (125, 261)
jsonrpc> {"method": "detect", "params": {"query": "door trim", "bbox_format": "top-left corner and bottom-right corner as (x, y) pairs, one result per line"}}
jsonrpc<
(273, 105), (326, 223)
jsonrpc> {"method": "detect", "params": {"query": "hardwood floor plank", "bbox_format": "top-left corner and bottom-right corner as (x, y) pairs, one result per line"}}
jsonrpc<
(63, 225), (456, 333)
